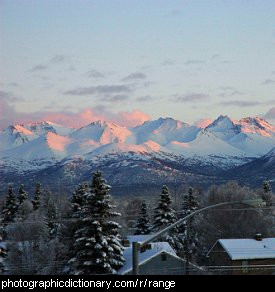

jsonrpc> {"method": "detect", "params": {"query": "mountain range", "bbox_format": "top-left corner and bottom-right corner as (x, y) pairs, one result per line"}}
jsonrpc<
(0, 115), (274, 195)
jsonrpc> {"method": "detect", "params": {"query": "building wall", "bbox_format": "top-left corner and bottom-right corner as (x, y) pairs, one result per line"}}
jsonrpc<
(232, 259), (275, 275)
(207, 242), (233, 275)
(126, 252), (186, 275)
(208, 242), (275, 275)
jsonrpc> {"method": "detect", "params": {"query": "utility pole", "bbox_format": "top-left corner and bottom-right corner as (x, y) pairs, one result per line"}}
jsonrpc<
(132, 199), (265, 275)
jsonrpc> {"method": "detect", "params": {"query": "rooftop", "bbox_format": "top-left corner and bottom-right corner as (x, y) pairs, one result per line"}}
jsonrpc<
(215, 238), (275, 260)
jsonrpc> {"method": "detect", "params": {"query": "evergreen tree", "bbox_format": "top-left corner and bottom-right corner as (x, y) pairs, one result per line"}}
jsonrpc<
(2, 185), (18, 224)
(179, 187), (200, 269)
(153, 185), (177, 230)
(65, 183), (90, 274)
(71, 183), (89, 218)
(262, 180), (273, 207)
(32, 183), (42, 211)
(69, 171), (124, 275)
(18, 184), (28, 205)
(44, 195), (60, 240)
(153, 185), (181, 250)
(134, 201), (151, 235)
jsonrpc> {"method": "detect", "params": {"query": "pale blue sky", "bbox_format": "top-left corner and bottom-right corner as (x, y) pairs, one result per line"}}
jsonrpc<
(0, 0), (275, 126)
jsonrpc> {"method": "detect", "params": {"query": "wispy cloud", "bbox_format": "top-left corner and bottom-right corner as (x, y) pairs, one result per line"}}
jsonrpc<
(219, 100), (260, 107)
(161, 59), (175, 66)
(264, 107), (275, 122)
(0, 90), (22, 102)
(184, 60), (204, 65)
(64, 85), (132, 96)
(219, 99), (275, 107)
(262, 79), (275, 85)
(121, 72), (147, 82)
(0, 100), (150, 129)
(170, 9), (182, 16)
(102, 95), (129, 103)
(172, 93), (210, 103)
(136, 95), (153, 102)
(219, 90), (244, 98)
(86, 70), (105, 79)
(50, 54), (67, 63)
(211, 54), (220, 60)
(29, 64), (48, 72)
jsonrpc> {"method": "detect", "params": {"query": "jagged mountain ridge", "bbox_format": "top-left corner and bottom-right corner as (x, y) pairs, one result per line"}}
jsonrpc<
(0, 115), (274, 194)
(0, 115), (274, 169)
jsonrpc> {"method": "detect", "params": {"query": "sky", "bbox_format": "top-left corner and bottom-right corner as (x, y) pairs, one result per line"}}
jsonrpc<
(0, 0), (275, 129)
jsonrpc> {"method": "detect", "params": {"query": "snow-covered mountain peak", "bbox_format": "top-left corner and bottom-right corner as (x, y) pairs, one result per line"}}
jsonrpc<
(206, 115), (239, 132)
(71, 120), (132, 144)
(239, 117), (275, 137)
(26, 121), (73, 136)
(26, 121), (57, 135)
(132, 117), (197, 145)
(5, 124), (34, 136)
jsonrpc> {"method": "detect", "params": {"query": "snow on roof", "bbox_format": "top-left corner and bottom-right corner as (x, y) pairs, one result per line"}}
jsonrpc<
(118, 236), (179, 275)
(217, 238), (275, 260)
(127, 234), (154, 244)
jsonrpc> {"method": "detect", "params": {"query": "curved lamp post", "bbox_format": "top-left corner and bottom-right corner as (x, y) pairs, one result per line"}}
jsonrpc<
(132, 199), (265, 275)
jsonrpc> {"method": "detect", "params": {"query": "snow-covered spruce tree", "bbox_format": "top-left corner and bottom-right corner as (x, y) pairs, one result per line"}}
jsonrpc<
(179, 187), (200, 266)
(262, 180), (273, 207)
(32, 183), (42, 211)
(65, 183), (90, 273)
(43, 192), (60, 240)
(18, 184), (28, 205)
(134, 201), (151, 235)
(2, 185), (18, 224)
(69, 171), (124, 275)
(153, 185), (181, 251)
(71, 183), (89, 218)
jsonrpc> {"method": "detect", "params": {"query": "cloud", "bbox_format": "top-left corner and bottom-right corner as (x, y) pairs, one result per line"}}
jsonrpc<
(121, 72), (147, 82)
(86, 70), (105, 79)
(219, 99), (275, 107)
(262, 79), (275, 85)
(43, 108), (150, 128)
(211, 54), (220, 60)
(184, 60), (204, 65)
(0, 96), (150, 129)
(136, 95), (153, 102)
(0, 90), (21, 102)
(29, 64), (48, 72)
(170, 9), (182, 16)
(114, 110), (150, 127)
(264, 107), (275, 123)
(172, 93), (210, 103)
(64, 85), (132, 96)
(194, 118), (213, 128)
(219, 90), (244, 98)
(102, 95), (129, 103)
(219, 100), (260, 107)
(161, 59), (175, 66)
(50, 55), (67, 63)
(4, 82), (20, 88)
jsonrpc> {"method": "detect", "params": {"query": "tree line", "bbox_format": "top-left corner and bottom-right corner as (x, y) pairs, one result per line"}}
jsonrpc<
(0, 172), (274, 275)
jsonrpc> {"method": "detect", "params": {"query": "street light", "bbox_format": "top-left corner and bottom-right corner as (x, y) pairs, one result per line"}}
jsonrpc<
(132, 198), (265, 275)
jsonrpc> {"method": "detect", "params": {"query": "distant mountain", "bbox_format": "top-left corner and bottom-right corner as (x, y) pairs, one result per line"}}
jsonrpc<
(227, 147), (275, 186)
(0, 116), (274, 194)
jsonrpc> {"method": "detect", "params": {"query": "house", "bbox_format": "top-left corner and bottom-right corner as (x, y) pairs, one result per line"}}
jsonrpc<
(207, 235), (275, 275)
(118, 235), (202, 275)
